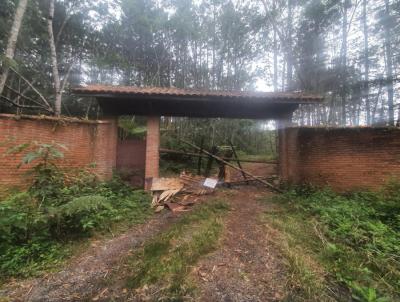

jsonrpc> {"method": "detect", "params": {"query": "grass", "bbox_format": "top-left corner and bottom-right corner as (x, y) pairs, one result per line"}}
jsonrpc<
(263, 206), (337, 301)
(262, 185), (400, 302)
(114, 199), (229, 301)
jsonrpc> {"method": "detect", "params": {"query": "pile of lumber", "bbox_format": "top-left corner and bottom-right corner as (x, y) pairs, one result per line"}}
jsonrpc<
(150, 172), (216, 213)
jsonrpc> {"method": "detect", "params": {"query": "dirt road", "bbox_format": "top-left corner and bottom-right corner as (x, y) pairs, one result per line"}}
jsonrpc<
(192, 186), (286, 302)
(1, 185), (287, 301)
(0, 212), (177, 302)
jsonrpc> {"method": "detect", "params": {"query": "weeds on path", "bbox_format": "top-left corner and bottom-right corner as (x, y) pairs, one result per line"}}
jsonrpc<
(112, 200), (229, 301)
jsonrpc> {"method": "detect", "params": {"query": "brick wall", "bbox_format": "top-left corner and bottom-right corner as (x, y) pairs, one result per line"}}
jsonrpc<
(0, 114), (118, 188)
(280, 127), (400, 191)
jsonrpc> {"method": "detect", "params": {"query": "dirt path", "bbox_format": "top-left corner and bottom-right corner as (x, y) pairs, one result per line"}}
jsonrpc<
(0, 211), (177, 302)
(192, 186), (286, 302)
(1, 186), (287, 302)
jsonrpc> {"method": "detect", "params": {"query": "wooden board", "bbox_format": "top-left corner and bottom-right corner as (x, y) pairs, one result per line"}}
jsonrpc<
(150, 177), (184, 191)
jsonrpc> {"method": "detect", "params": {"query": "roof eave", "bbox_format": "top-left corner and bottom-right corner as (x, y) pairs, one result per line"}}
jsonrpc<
(73, 92), (323, 104)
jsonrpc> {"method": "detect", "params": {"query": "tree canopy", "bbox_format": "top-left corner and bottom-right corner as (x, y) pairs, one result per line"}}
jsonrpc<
(0, 0), (399, 126)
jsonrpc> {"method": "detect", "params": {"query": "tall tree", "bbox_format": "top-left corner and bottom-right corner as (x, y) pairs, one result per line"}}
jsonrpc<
(272, 0), (278, 92)
(340, 0), (350, 125)
(362, 0), (370, 125)
(47, 0), (62, 115)
(286, 0), (294, 90)
(383, 0), (395, 125)
(0, 0), (29, 96)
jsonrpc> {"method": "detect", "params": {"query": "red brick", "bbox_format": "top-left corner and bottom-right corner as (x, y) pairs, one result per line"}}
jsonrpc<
(280, 127), (400, 191)
(145, 116), (160, 181)
(0, 114), (117, 188)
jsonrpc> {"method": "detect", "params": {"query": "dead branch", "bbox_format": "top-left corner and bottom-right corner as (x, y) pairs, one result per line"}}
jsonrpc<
(9, 67), (54, 113)
(60, 61), (74, 93)
(0, 95), (51, 111)
(4, 85), (50, 109)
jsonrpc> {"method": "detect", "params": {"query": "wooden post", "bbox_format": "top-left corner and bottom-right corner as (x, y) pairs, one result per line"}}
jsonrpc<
(229, 141), (248, 184)
(197, 137), (204, 175)
(204, 146), (218, 177)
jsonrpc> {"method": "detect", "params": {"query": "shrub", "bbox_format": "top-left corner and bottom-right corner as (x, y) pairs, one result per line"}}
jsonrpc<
(0, 177), (152, 281)
(0, 141), (152, 281)
(0, 192), (49, 246)
(56, 195), (113, 234)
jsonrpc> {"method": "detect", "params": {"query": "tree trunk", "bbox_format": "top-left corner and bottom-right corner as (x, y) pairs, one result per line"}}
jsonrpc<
(384, 0), (394, 126)
(48, 0), (62, 115)
(340, 0), (349, 126)
(212, 2), (217, 89)
(286, 0), (293, 90)
(0, 0), (29, 96)
(273, 0), (278, 92)
(362, 0), (370, 125)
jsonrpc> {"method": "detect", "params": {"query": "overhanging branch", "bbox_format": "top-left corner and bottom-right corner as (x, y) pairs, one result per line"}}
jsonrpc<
(0, 95), (53, 112)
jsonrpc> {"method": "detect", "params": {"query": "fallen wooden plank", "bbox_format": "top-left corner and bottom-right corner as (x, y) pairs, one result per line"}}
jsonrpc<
(158, 188), (181, 203)
(179, 172), (215, 195)
(165, 202), (189, 213)
(150, 178), (184, 191)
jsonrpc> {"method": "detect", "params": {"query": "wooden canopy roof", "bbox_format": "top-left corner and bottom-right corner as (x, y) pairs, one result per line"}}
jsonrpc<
(73, 85), (323, 119)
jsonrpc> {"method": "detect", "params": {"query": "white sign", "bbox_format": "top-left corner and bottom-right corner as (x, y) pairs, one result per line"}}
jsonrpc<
(203, 178), (218, 189)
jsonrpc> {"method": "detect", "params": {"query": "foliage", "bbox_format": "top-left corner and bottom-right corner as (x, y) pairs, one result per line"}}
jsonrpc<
(113, 200), (230, 300)
(158, 125), (277, 176)
(265, 184), (400, 301)
(57, 195), (113, 233)
(160, 118), (277, 159)
(118, 116), (147, 140)
(0, 175), (152, 281)
(1, 0), (400, 126)
(0, 142), (152, 281)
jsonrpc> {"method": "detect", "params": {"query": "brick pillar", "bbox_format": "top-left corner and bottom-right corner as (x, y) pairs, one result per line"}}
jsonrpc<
(94, 117), (118, 181)
(277, 113), (293, 184)
(145, 116), (160, 189)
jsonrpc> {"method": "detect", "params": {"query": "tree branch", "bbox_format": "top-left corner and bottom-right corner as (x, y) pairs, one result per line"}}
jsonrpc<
(4, 84), (49, 108)
(60, 61), (74, 93)
(9, 66), (54, 113)
(0, 95), (53, 112)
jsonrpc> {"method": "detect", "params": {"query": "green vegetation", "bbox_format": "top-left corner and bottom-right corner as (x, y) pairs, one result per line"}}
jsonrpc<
(118, 116), (147, 140)
(117, 200), (229, 300)
(0, 142), (152, 283)
(263, 183), (400, 302)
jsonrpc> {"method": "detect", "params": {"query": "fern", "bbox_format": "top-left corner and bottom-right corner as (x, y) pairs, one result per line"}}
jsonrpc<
(57, 195), (113, 233)
(60, 195), (111, 216)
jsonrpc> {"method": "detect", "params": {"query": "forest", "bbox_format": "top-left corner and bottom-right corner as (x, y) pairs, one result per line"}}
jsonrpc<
(0, 0), (399, 130)
(2, 1), (400, 301)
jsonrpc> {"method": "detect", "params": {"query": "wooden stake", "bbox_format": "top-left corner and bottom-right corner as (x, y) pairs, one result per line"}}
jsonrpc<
(229, 140), (248, 184)
(197, 137), (204, 175)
